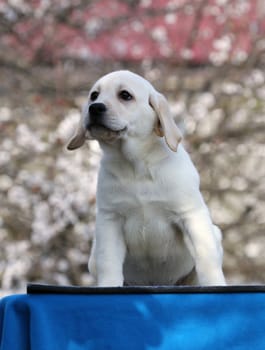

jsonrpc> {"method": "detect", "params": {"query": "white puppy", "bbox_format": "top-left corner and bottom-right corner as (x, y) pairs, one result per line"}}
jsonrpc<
(68, 70), (226, 286)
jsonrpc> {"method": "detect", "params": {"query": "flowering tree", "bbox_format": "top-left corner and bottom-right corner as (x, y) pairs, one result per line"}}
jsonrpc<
(1, 0), (264, 64)
(0, 0), (265, 294)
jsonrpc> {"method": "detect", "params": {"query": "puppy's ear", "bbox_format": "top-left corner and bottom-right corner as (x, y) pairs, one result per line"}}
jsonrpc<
(67, 104), (93, 150)
(67, 120), (86, 150)
(149, 91), (182, 152)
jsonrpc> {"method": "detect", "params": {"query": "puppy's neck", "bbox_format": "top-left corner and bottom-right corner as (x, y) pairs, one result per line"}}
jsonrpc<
(100, 135), (171, 174)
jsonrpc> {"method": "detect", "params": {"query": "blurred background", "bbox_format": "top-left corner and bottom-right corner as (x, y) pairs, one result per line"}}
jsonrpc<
(0, 0), (265, 295)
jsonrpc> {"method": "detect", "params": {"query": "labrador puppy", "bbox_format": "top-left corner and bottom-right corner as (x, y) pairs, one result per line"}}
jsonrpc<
(67, 70), (226, 286)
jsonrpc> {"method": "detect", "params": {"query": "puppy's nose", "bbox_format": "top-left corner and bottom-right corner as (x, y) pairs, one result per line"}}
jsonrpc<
(89, 103), (107, 116)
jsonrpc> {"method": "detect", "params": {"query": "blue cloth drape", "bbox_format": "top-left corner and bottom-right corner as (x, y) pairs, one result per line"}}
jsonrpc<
(1, 289), (265, 349)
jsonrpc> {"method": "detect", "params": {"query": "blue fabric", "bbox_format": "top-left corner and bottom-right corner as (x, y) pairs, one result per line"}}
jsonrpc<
(1, 292), (265, 350)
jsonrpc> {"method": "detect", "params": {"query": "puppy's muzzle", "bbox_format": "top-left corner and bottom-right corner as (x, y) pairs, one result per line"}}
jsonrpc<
(87, 103), (127, 137)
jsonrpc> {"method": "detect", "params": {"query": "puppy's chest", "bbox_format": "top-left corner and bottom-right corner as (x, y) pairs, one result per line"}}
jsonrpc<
(116, 177), (180, 258)
(113, 175), (175, 233)
(115, 176), (171, 215)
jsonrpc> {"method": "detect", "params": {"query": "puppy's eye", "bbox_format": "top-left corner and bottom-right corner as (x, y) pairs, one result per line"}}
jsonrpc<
(119, 90), (133, 101)
(90, 91), (99, 101)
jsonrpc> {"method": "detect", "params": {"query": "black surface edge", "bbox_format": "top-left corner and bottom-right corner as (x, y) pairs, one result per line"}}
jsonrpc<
(27, 283), (265, 295)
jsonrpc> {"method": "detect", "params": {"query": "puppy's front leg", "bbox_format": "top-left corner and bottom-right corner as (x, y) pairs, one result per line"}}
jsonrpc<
(92, 213), (126, 287)
(181, 209), (226, 286)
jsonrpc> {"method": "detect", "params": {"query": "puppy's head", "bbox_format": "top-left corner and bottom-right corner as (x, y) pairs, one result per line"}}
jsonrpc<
(67, 70), (182, 152)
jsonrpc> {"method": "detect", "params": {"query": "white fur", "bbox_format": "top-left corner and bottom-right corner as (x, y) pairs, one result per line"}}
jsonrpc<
(68, 70), (226, 286)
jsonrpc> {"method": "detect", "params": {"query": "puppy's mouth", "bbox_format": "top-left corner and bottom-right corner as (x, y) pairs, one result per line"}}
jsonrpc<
(87, 122), (127, 141)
